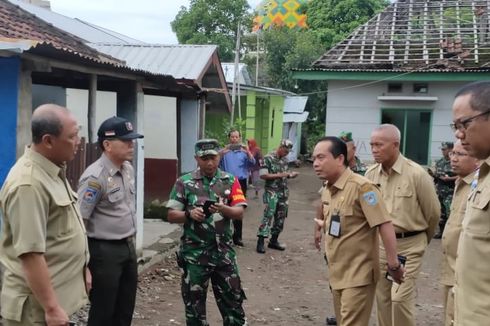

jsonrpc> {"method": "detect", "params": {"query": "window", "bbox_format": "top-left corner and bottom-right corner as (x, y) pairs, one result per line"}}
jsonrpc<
(413, 83), (428, 93)
(387, 83), (403, 93)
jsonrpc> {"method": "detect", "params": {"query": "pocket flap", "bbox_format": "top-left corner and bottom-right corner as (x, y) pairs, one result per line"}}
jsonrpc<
(395, 183), (413, 197)
(1, 291), (27, 321)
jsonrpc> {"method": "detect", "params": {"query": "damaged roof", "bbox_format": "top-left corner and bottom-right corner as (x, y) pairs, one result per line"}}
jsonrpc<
(313, 0), (490, 71)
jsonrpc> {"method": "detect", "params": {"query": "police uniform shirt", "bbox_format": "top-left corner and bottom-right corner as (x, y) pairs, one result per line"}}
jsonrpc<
(455, 157), (490, 325)
(0, 148), (88, 322)
(78, 153), (136, 240)
(365, 154), (440, 239)
(322, 168), (391, 290)
(440, 172), (475, 287)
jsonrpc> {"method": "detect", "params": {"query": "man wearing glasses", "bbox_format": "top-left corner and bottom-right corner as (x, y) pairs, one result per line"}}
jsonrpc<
(451, 81), (490, 325)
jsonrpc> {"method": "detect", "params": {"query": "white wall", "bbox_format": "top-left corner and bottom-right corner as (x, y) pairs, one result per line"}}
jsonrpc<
(66, 88), (117, 141)
(144, 95), (177, 159)
(180, 99), (199, 173)
(325, 80), (467, 165)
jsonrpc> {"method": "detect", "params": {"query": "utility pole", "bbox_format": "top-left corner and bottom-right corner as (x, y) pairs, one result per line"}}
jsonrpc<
(231, 22), (241, 124)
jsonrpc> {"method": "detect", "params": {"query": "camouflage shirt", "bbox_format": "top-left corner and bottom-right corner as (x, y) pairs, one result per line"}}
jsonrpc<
(434, 157), (455, 194)
(260, 151), (290, 197)
(166, 168), (247, 265)
(351, 156), (367, 176)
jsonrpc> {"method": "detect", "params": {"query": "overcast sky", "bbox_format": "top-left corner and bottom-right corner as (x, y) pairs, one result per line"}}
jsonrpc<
(48, 0), (263, 44)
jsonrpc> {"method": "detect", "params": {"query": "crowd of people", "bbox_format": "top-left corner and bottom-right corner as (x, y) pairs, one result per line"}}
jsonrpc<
(0, 80), (489, 326)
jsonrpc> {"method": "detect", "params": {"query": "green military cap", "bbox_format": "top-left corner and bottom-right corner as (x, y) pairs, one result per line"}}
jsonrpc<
(339, 131), (353, 142)
(280, 139), (294, 150)
(195, 139), (220, 157)
(441, 142), (454, 149)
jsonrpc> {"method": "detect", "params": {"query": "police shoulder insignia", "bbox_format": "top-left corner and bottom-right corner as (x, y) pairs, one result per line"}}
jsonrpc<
(83, 187), (99, 203)
(88, 180), (102, 190)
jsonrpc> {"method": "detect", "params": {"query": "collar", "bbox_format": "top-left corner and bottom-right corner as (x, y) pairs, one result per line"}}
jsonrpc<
(378, 154), (404, 175)
(461, 171), (477, 185)
(101, 153), (121, 176)
(26, 147), (62, 179)
(191, 168), (223, 180)
(329, 168), (352, 191)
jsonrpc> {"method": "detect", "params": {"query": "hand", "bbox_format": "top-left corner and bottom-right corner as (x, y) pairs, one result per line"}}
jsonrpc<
(84, 267), (92, 294)
(189, 207), (205, 222)
(210, 202), (225, 215)
(45, 305), (69, 326)
(289, 171), (299, 178)
(440, 175), (451, 182)
(314, 228), (323, 251)
(387, 264), (406, 284)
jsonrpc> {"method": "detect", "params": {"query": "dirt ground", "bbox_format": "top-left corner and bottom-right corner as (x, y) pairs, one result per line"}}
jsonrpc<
(133, 165), (445, 326)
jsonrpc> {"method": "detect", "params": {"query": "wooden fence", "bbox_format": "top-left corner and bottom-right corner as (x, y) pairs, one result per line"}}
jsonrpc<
(66, 138), (101, 190)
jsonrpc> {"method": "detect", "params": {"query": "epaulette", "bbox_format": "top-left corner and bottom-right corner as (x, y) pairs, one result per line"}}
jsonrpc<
(365, 163), (379, 174)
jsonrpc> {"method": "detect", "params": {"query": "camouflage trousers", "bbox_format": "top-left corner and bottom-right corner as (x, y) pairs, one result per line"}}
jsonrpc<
(438, 190), (454, 231)
(257, 190), (288, 238)
(180, 261), (246, 326)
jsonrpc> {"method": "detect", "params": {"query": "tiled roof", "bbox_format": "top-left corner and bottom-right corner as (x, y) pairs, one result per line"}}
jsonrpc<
(0, 0), (122, 65)
(314, 0), (490, 71)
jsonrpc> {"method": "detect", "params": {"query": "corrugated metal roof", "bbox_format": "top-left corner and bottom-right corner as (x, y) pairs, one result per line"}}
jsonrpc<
(284, 112), (309, 123)
(7, 0), (145, 44)
(90, 43), (218, 80)
(284, 96), (308, 113)
(222, 63), (253, 85)
(294, 68), (490, 73)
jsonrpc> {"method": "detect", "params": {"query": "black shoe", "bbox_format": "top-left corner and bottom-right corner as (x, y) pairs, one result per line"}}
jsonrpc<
(326, 316), (337, 325)
(233, 238), (244, 246)
(434, 233), (442, 239)
(268, 235), (286, 251)
(256, 237), (265, 254)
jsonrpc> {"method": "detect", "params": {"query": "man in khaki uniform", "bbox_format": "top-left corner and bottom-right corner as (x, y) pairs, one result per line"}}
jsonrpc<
(0, 104), (89, 325)
(78, 116), (143, 326)
(312, 136), (404, 326)
(365, 124), (440, 326)
(451, 81), (490, 325)
(440, 141), (479, 326)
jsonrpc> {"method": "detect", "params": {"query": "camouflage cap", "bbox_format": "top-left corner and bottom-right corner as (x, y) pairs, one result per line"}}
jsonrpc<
(195, 139), (220, 157)
(279, 139), (294, 150)
(441, 141), (454, 149)
(339, 131), (353, 142)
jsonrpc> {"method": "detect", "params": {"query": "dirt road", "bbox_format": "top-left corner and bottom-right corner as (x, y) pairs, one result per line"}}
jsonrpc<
(133, 165), (445, 325)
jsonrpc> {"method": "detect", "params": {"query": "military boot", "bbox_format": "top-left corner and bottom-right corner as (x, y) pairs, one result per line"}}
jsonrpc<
(233, 220), (244, 246)
(256, 236), (266, 254)
(268, 234), (286, 251)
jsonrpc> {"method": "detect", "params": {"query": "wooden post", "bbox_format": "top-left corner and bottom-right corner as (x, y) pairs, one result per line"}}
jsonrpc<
(87, 74), (97, 143)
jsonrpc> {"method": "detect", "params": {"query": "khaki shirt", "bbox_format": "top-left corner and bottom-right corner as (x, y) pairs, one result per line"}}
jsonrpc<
(322, 168), (391, 290)
(0, 148), (88, 322)
(455, 157), (490, 325)
(78, 153), (136, 240)
(365, 154), (440, 240)
(440, 172), (475, 286)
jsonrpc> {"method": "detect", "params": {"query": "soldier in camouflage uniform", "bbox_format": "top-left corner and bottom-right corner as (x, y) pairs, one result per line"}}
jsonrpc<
(166, 139), (248, 326)
(256, 139), (298, 254)
(431, 142), (457, 238)
(340, 131), (367, 176)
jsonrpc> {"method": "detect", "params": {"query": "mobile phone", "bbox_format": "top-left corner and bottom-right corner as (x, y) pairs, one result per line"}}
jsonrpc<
(229, 143), (243, 151)
(202, 200), (216, 217)
(385, 255), (407, 282)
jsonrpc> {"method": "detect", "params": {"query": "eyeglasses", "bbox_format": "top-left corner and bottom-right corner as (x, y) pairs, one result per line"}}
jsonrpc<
(450, 109), (490, 132)
(449, 151), (468, 158)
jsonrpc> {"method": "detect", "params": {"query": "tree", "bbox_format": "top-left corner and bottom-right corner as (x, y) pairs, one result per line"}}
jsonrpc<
(306, 0), (389, 49)
(171, 0), (251, 61)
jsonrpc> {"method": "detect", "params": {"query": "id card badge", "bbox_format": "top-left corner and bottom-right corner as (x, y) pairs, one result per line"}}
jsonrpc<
(328, 214), (341, 238)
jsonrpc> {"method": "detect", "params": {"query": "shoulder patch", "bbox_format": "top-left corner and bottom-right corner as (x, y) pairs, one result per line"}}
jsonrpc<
(362, 190), (378, 206)
(83, 187), (99, 203)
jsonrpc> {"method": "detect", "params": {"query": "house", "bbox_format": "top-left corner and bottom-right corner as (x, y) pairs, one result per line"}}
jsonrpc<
(0, 0), (186, 252)
(293, 0), (490, 165)
(9, 0), (232, 202)
(283, 96), (308, 162)
(220, 63), (298, 154)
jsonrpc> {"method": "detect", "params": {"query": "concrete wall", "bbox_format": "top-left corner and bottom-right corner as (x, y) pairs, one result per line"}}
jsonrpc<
(0, 57), (20, 184)
(180, 99), (199, 174)
(325, 80), (466, 165)
(66, 88), (117, 140)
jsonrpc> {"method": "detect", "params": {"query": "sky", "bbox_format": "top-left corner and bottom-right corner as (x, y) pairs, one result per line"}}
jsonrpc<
(48, 0), (263, 44)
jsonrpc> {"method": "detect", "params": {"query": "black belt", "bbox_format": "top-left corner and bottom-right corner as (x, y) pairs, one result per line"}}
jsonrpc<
(88, 236), (135, 244)
(395, 231), (422, 239)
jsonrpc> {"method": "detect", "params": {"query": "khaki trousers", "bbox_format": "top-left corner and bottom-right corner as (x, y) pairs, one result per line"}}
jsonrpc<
(443, 285), (454, 326)
(332, 283), (376, 326)
(376, 232), (427, 326)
